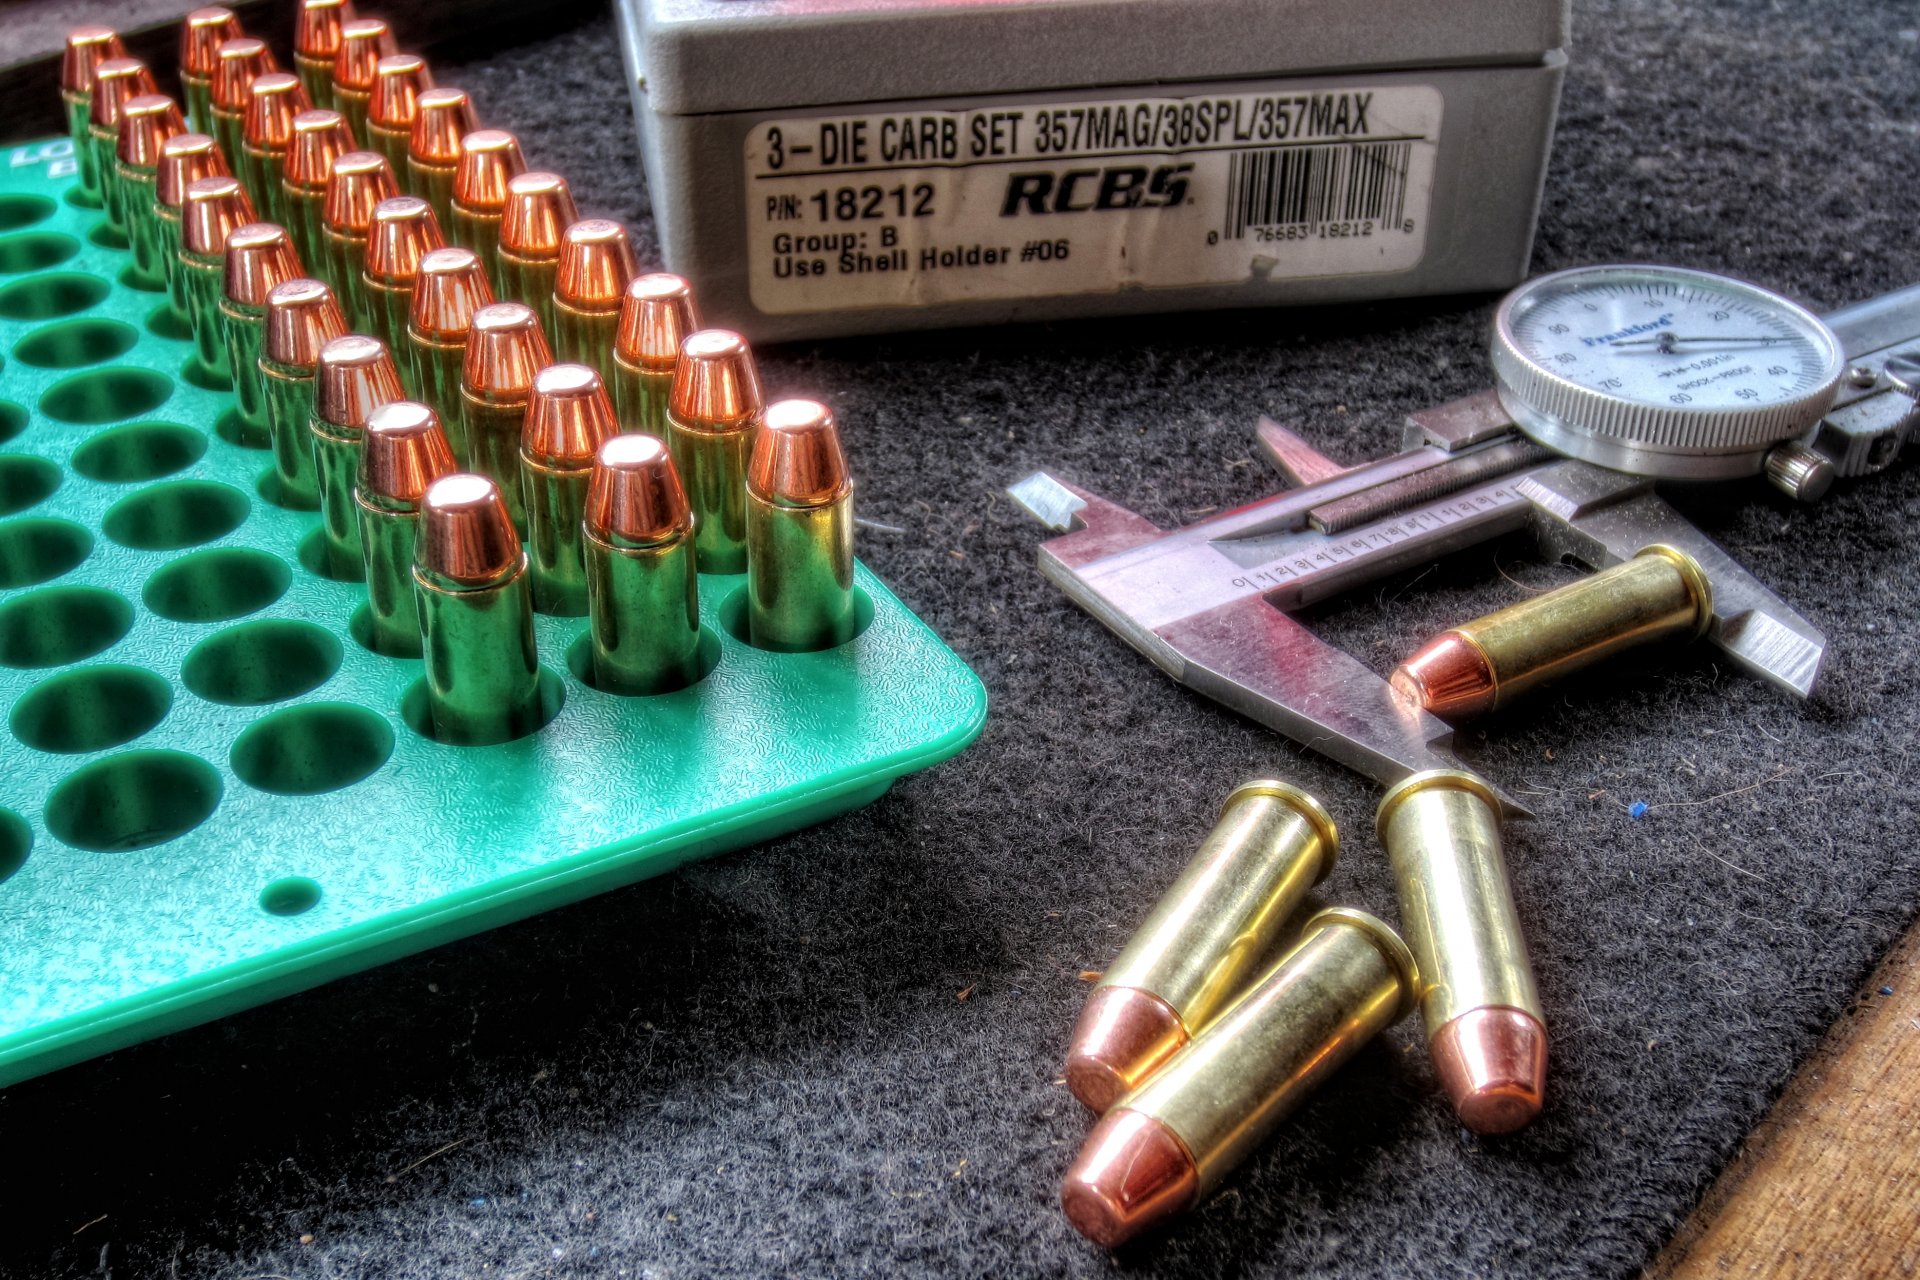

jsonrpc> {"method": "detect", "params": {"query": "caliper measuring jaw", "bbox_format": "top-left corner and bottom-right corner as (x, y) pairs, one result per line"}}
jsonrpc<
(1009, 393), (1832, 816)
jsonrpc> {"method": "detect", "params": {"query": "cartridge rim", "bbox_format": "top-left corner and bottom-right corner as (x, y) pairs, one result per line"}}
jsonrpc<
(1220, 780), (1339, 882)
(1374, 768), (1503, 845)
(1635, 544), (1715, 638)
(1301, 906), (1420, 1022)
(62, 26), (125, 95)
(118, 95), (185, 167)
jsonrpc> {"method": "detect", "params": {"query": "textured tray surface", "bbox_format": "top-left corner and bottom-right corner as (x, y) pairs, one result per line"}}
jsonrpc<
(0, 138), (986, 1084)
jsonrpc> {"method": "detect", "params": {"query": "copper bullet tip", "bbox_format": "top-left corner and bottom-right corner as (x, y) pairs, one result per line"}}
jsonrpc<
(317, 334), (404, 428)
(410, 247), (495, 339)
(285, 109), (353, 189)
(90, 58), (156, 128)
(295, 0), (355, 59)
(1063, 987), (1190, 1114)
(333, 18), (394, 91)
(523, 363), (617, 467)
(452, 129), (525, 211)
(366, 195), (444, 284)
(368, 54), (432, 130)
(117, 94), (185, 167)
(223, 222), (302, 307)
(179, 9), (239, 78)
(62, 26), (124, 95)
(409, 87), (475, 166)
(749, 399), (851, 507)
(157, 133), (228, 209)
(264, 278), (347, 367)
(556, 219), (637, 310)
(182, 175), (257, 256)
(1430, 1007), (1548, 1136)
(587, 433), (692, 547)
(322, 149), (395, 233)
(242, 73), (309, 149)
(1391, 631), (1496, 721)
(361, 400), (456, 507)
(212, 38), (275, 113)
(463, 302), (552, 399)
(500, 171), (577, 258)
(1059, 1109), (1200, 1249)
(419, 473), (523, 585)
(668, 329), (762, 432)
(615, 273), (698, 371)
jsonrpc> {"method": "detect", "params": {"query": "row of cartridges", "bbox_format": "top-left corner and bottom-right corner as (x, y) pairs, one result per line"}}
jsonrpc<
(60, 9), (859, 745)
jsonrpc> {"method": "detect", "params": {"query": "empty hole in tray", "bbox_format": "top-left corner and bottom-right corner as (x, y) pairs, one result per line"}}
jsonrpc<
(0, 518), (91, 588)
(85, 223), (128, 252)
(255, 467), (320, 512)
(0, 271), (108, 321)
(0, 401), (24, 444)
(63, 187), (102, 212)
(0, 806), (27, 883)
(231, 702), (393, 795)
(143, 547), (289, 623)
(182, 619), (341, 706)
(71, 420), (206, 483)
(259, 875), (322, 916)
(348, 602), (422, 659)
(115, 264), (164, 293)
(44, 749), (221, 852)
(181, 357), (233, 394)
(399, 667), (567, 747)
(0, 585), (132, 668)
(145, 304), (192, 342)
(716, 584), (875, 653)
(12, 317), (138, 370)
(0, 454), (60, 515)
(564, 625), (721, 696)
(102, 479), (248, 551)
(11, 663), (171, 753)
(298, 528), (365, 582)
(0, 195), (56, 233)
(39, 366), (172, 425)
(212, 407), (269, 449)
(0, 232), (80, 274)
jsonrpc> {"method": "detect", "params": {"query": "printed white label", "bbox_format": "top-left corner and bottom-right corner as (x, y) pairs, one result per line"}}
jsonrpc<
(743, 86), (1442, 315)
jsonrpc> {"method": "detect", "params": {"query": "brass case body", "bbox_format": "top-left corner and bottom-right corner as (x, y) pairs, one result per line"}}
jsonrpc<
(450, 206), (504, 281)
(354, 494), (427, 654)
(1378, 770), (1542, 1039)
(295, 54), (334, 112)
(286, 185), (329, 284)
(405, 330), (470, 453)
(362, 274), (416, 354)
(88, 124), (127, 231)
(321, 226), (372, 330)
(335, 87), (372, 143)
(584, 528), (702, 694)
(1097, 783), (1337, 1035)
(497, 250), (558, 331)
(180, 252), (230, 377)
(1122, 909), (1417, 1193)
(519, 453), (593, 615)
(460, 392), (531, 529)
(414, 556), (543, 743)
(553, 300), (620, 386)
(666, 417), (750, 574)
(219, 298), (271, 429)
(210, 108), (246, 184)
(745, 485), (855, 650)
(240, 142), (290, 228)
(115, 164), (164, 286)
(407, 159), (458, 229)
(260, 358), (322, 505)
(310, 416), (364, 571)
(367, 124), (409, 178)
(155, 204), (189, 320)
(181, 74), (214, 137)
(65, 92), (101, 196)
(611, 358), (673, 435)
(1442, 545), (1711, 712)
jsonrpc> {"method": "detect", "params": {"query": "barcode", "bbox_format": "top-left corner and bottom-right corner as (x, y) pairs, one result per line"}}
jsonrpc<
(1222, 142), (1413, 240)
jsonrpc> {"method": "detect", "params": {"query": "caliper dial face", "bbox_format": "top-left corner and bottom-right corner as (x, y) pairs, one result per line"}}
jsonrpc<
(1492, 264), (1845, 479)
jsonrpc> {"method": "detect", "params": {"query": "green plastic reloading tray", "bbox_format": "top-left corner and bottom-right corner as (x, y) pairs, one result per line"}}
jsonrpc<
(0, 137), (987, 1088)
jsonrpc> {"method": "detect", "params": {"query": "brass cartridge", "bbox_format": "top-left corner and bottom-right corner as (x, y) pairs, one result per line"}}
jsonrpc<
(312, 334), (405, 573)
(209, 38), (273, 183)
(154, 133), (229, 326)
(283, 109), (355, 276)
(1065, 781), (1339, 1112)
(553, 219), (637, 385)
(260, 278), (347, 506)
(61, 25), (125, 200)
(1377, 769), (1546, 1135)
(1392, 545), (1714, 720)
(520, 363), (619, 615)
(744, 399), (856, 650)
(1061, 908), (1418, 1249)
(449, 129), (525, 271)
(293, 0), (354, 110)
(179, 175), (257, 381)
(665, 328), (763, 575)
(219, 222), (303, 436)
(459, 301), (552, 529)
(612, 273), (698, 435)
(362, 195), (445, 352)
(407, 88), (476, 228)
(405, 247), (495, 448)
(497, 171), (577, 330)
(413, 472), (544, 744)
(178, 8), (239, 135)
(331, 18), (394, 141)
(366, 54), (432, 177)
(239, 73), (309, 227)
(88, 57), (156, 232)
(114, 94), (185, 290)
(320, 149), (396, 330)
(583, 434), (703, 695)
(356, 400), (457, 655)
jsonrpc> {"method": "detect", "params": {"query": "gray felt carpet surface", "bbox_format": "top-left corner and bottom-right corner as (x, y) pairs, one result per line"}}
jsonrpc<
(6, 1), (1920, 1276)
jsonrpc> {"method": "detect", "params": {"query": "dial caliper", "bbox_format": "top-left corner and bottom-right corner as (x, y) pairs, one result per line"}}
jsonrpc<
(1010, 265), (1920, 808)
